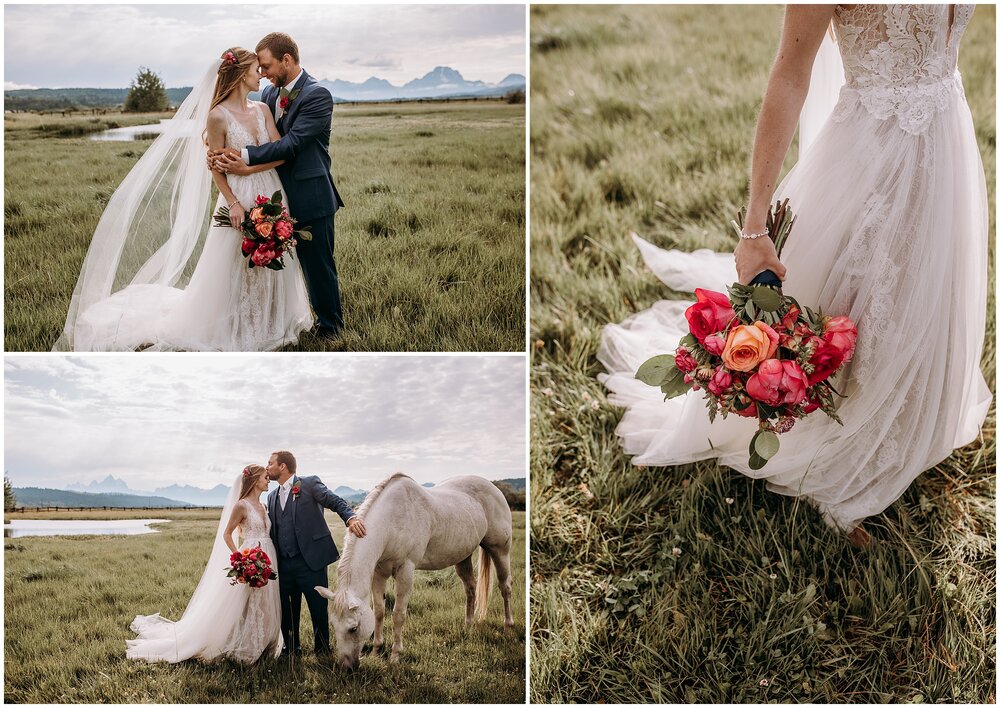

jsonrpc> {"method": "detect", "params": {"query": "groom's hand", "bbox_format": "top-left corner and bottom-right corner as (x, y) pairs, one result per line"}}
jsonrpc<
(217, 152), (251, 176)
(207, 148), (241, 174)
(347, 516), (367, 538)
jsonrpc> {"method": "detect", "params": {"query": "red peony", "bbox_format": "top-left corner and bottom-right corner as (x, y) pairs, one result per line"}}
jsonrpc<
(241, 237), (256, 256)
(685, 288), (736, 344)
(255, 194), (269, 206)
(823, 315), (858, 362)
(274, 219), (294, 240)
(251, 247), (276, 267)
(734, 399), (758, 418)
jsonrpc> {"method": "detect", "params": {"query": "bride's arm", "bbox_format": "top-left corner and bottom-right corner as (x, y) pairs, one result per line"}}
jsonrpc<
(223, 501), (246, 555)
(735, 5), (834, 285)
(206, 109), (247, 228)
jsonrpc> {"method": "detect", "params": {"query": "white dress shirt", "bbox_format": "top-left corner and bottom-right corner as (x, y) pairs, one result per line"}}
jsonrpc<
(241, 68), (304, 164)
(279, 477), (295, 510)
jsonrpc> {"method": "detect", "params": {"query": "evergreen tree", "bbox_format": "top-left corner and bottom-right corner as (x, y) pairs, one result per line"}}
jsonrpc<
(4, 475), (16, 512)
(124, 67), (169, 113)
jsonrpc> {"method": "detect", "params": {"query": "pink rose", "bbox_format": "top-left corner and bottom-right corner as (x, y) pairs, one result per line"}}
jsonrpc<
(674, 346), (698, 373)
(274, 219), (293, 240)
(707, 367), (733, 396)
(685, 288), (736, 343)
(703, 333), (726, 357)
(279, 96), (290, 110)
(746, 359), (809, 406)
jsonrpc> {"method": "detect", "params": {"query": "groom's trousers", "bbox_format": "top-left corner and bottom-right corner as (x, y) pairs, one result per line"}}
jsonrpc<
(296, 214), (344, 333)
(277, 553), (331, 655)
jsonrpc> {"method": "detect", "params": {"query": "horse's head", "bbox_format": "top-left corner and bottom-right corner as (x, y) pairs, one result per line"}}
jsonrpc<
(315, 586), (375, 670)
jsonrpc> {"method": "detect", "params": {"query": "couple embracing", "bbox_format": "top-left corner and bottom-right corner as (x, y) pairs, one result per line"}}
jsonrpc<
(126, 452), (366, 664)
(57, 33), (345, 351)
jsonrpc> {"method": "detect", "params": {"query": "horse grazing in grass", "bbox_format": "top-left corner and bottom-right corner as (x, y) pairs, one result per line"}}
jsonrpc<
(315, 473), (513, 669)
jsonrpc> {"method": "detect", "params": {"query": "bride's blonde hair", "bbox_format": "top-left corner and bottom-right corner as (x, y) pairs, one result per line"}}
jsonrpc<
(210, 47), (257, 111)
(239, 464), (266, 500)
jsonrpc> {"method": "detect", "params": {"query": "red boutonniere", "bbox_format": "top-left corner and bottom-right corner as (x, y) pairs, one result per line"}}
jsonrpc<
(278, 87), (301, 111)
(291, 484), (301, 500)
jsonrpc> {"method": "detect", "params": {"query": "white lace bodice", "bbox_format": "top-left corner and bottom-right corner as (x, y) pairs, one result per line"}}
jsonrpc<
(238, 499), (271, 545)
(832, 4), (974, 134)
(219, 103), (269, 151)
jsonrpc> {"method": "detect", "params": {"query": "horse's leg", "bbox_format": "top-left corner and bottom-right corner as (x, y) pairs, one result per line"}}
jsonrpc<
(371, 570), (387, 657)
(390, 561), (415, 664)
(455, 554), (477, 625)
(487, 544), (515, 628)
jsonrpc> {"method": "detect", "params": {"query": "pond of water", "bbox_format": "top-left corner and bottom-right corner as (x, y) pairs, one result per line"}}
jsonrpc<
(90, 122), (167, 141)
(3, 518), (170, 538)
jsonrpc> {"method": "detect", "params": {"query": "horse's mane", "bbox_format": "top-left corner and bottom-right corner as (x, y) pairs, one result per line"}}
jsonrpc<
(336, 472), (412, 589)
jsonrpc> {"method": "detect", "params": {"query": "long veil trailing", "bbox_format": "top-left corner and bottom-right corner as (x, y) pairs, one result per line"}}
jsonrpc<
(798, 27), (845, 157)
(126, 475), (247, 663)
(54, 60), (222, 352)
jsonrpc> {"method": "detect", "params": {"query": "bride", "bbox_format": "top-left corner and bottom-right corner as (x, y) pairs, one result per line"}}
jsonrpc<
(54, 47), (313, 351)
(126, 465), (283, 664)
(599, 5), (990, 545)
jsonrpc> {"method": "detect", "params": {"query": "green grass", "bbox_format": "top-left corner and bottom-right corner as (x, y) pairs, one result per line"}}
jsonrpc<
(529, 5), (995, 703)
(4, 509), (526, 703)
(4, 101), (525, 352)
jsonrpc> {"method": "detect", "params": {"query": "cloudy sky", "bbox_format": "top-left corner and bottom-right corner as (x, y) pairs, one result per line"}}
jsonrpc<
(3, 3), (525, 89)
(4, 355), (525, 492)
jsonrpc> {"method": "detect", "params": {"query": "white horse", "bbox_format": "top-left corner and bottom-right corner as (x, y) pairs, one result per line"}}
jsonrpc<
(315, 473), (514, 669)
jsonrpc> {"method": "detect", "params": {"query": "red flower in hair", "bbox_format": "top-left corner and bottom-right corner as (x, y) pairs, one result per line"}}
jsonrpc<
(224, 50), (237, 66)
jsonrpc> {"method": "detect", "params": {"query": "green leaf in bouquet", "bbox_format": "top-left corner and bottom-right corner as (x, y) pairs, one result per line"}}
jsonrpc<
(745, 301), (757, 321)
(660, 372), (689, 399)
(748, 450), (769, 470)
(271, 190), (282, 203)
(636, 355), (678, 387)
(751, 286), (783, 313)
(753, 430), (780, 460)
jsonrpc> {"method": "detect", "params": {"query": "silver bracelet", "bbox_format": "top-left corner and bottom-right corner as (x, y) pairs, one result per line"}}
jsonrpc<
(229, 200), (240, 209)
(739, 227), (769, 240)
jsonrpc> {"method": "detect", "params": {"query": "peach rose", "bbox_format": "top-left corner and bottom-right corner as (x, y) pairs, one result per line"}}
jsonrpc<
(255, 220), (273, 237)
(721, 322), (779, 372)
(249, 207), (264, 223)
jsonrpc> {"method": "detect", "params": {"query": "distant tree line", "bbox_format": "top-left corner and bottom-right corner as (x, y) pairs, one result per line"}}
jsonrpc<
(4, 476), (15, 512)
(493, 481), (525, 511)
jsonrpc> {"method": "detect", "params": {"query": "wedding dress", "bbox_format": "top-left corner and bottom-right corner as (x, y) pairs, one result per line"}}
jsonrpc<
(599, 5), (991, 531)
(127, 481), (283, 664)
(54, 60), (313, 351)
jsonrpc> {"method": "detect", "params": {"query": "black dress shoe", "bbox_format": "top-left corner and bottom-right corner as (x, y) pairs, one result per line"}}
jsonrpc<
(313, 326), (341, 340)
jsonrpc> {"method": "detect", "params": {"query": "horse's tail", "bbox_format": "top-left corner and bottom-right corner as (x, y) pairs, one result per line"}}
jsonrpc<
(474, 546), (492, 621)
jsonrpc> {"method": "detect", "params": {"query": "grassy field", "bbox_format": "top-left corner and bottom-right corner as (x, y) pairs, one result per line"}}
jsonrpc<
(4, 508), (526, 703)
(4, 100), (525, 352)
(530, 5), (995, 704)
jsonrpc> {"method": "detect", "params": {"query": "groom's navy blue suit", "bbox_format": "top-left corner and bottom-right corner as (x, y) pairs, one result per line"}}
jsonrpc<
(268, 474), (356, 655)
(247, 70), (346, 332)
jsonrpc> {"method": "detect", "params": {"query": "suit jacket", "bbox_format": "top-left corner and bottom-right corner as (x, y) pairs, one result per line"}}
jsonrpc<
(267, 474), (356, 572)
(247, 70), (345, 223)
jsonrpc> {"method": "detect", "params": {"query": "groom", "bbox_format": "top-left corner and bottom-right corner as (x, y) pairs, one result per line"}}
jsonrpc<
(265, 450), (366, 656)
(212, 32), (346, 336)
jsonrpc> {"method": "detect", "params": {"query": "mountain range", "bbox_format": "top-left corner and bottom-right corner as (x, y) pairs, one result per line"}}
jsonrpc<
(20, 475), (526, 508)
(3, 67), (525, 110)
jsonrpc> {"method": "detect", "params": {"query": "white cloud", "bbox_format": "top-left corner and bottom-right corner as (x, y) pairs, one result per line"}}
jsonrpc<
(3, 4), (525, 88)
(4, 81), (38, 90)
(4, 355), (526, 493)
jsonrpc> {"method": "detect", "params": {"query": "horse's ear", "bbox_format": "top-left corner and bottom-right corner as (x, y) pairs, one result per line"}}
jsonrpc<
(314, 585), (335, 600)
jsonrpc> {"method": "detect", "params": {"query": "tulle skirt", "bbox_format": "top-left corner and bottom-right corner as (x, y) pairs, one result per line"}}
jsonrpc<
(599, 82), (991, 531)
(126, 537), (283, 664)
(70, 169), (313, 352)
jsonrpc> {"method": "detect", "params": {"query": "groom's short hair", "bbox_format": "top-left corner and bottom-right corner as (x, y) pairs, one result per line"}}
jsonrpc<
(257, 32), (299, 64)
(273, 450), (297, 473)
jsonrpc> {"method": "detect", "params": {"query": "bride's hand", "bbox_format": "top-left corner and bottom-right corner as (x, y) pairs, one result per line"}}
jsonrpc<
(228, 201), (246, 228)
(734, 236), (787, 285)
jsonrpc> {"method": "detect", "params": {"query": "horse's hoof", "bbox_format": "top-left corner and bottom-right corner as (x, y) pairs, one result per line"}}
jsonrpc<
(389, 653), (401, 665)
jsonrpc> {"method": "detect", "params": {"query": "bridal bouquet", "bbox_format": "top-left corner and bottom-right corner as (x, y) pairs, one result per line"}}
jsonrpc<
(635, 201), (857, 469)
(213, 191), (312, 271)
(226, 543), (276, 588)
